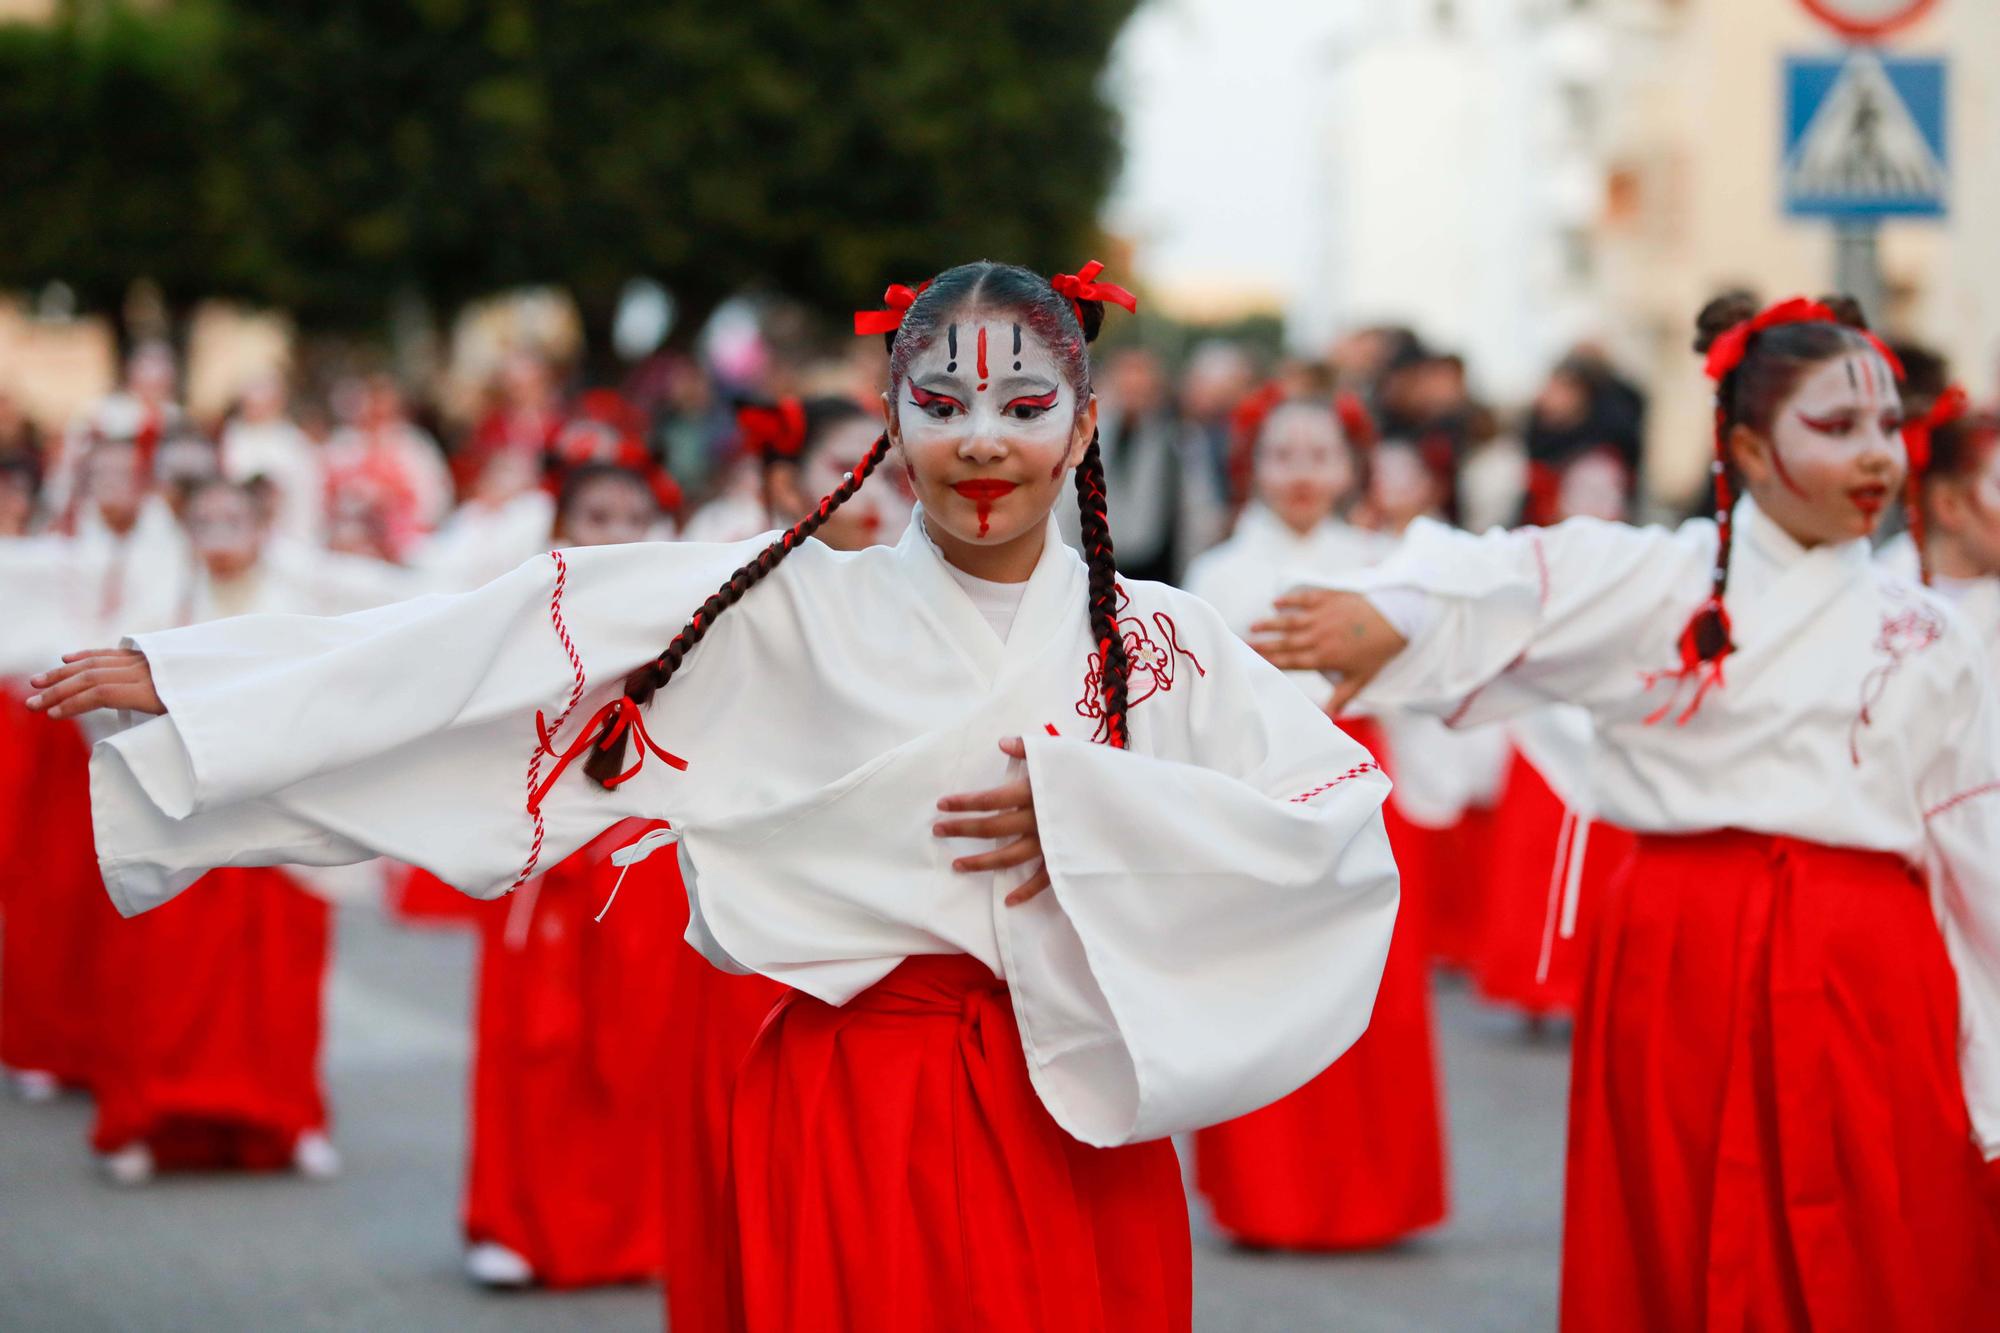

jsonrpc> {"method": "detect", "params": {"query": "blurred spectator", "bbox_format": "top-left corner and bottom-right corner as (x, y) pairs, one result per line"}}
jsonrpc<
(0, 456), (38, 537)
(456, 350), (565, 496)
(0, 386), (43, 465)
(1077, 346), (1225, 583)
(1521, 353), (1644, 525)
(221, 373), (324, 545)
(322, 375), (454, 560)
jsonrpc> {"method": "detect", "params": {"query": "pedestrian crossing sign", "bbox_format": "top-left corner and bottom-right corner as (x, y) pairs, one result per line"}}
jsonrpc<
(1784, 51), (1945, 218)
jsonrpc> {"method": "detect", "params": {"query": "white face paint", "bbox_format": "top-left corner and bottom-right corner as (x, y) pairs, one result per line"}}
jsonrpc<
(1754, 349), (1905, 545)
(889, 314), (1087, 549)
(804, 416), (904, 551)
(1252, 403), (1352, 535)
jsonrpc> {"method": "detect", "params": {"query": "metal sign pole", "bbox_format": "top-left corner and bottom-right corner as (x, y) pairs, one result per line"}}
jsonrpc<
(1832, 220), (1884, 323)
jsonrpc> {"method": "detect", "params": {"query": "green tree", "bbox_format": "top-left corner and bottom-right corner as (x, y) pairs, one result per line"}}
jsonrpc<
(2, 0), (1139, 340)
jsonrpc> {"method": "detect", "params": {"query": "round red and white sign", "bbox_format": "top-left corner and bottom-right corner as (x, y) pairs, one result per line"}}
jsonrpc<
(1798, 0), (1937, 41)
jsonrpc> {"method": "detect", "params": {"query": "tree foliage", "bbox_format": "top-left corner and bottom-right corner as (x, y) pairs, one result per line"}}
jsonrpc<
(0, 0), (1138, 332)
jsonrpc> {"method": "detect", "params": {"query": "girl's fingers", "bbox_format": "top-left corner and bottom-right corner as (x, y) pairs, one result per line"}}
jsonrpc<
(28, 664), (143, 713)
(937, 779), (1033, 814)
(1004, 866), (1053, 907)
(1328, 673), (1367, 716)
(952, 835), (1042, 875)
(998, 736), (1027, 761)
(933, 810), (1035, 841)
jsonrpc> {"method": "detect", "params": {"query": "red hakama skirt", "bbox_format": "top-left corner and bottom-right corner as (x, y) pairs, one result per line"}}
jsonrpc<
(659, 927), (787, 1332)
(1562, 830), (2000, 1331)
(727, 954), (1190, 1332)
(1, 710), (118, 1089)
(462, 820), (682, 1287)
(387, 863), (485, 927)
(91, 866), (330, 1168)
(1191, 719), (1448, 1249)
(1473, 748), (1634, 1018)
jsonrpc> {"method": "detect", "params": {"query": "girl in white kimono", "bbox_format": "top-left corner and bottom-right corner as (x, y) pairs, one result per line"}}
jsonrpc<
(29, 261), (1400, 1333)
(1879, 374), (2000, 664)
(1184, 401), (1449, 1249)
(1252, 294), (2000, 1331)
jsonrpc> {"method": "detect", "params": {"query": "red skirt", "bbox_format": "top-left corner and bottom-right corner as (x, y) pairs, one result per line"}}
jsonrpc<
(659, 932), (787, 1331)
(462, 820), (682, 1287)
(91, 866), (330, 1167)
(1408, 806), (1494, 972)
(1, 711), (118, 1089)
(387, 864), (485, 927)
(1191, 720), (1448, 1249)
(1474, 749), (1634, 1018)
(1562, 831), (2000, 1331)
(727, 954), (1190, 1333)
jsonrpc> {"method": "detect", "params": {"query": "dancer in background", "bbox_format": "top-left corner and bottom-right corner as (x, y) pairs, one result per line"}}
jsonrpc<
(1185, 399), (1447, 1249)
(1256, 294), (2000, 1331)
(37, 261), (1400, 1332)
(90, 478), (399, 1182)
(458, 451), (687, 1289)
(1474, 448), (1638, 1023)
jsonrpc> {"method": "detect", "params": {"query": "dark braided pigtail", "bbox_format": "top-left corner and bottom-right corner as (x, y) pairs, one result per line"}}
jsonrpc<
(585, 431), (894, 786)
(1072, 432), (1132, 748)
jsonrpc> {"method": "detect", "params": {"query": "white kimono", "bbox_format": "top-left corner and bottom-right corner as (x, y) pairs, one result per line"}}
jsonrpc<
(1183, 503), (1508, 828)
(0, 497), (192, 678)
(86, 511), (1400, 1149)
(1324, 497), (2000, 1157)
(1878, 532), (2000, 675)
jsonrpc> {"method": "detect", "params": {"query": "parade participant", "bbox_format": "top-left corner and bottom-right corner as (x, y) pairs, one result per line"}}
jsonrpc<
(1876, 355), (2000, 663)
(457, 459), (682, 1286)
(36, 260), (1399, 1332)
(0, 435), (189, 1099)
(321, 375), (453, 559)
(88, 478), (395, 1183)
(1253, 294), (2000, 1331)
(1474, 449), (1638, 1022)
(1184, 399), (1449, 1249)
(220, 373), (324, 547)
(746, 394), (910, 551)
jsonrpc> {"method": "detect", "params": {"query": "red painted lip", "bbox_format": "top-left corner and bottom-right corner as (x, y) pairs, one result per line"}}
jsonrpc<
(1849, 485), (1888, 516)
(952, 480), (1018, 501)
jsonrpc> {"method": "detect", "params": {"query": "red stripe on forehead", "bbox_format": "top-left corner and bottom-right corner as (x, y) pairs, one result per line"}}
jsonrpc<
(977, 327), (989, 382)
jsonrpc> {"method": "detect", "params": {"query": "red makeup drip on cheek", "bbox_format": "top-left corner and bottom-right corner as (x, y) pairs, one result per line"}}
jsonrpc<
(1767, 443), (1810, 499)
(976, 327), (989, 392)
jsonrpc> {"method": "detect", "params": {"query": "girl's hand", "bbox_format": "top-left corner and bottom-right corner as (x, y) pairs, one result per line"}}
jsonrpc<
(935, 737), (1050, 907)
(1250, 588), (1408, 715)
(25, 649), (165, 720)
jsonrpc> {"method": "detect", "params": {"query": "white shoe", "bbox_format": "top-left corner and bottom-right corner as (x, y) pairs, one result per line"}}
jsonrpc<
(10, 1069), (61, 1103)
(100, 1144), (155, 1187)
(291, 1130), (342, 1181)
(464, 1242), (535, 1288)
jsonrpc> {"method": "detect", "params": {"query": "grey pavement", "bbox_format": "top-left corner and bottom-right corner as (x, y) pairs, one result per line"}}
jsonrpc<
(0, 906), (1568, 1332)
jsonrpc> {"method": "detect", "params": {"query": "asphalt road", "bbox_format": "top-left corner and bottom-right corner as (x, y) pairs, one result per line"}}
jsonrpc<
(0, 905), (1570, 1332)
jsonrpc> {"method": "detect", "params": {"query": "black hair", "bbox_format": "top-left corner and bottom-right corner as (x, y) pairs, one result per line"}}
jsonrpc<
(588, 261), (1129, 785)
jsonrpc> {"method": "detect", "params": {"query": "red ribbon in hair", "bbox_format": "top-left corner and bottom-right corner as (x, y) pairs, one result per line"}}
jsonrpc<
(1903, 384), (1968, 477)
(1702, 298), (1837, 382)
(528, 695), (687, 814)
(853, 281), (931, 337)
(1050, 260), (1139, 326)
(1704, 296), (1907, 385)
(736, 396), (809, 462)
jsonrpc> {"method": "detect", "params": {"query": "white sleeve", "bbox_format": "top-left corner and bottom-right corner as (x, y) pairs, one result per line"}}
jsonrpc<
(1918, 646), (2000, 1160)
(1329, 516), (1707, 725)
(90, 537), (769, 916)
(1013, 605), (1399, 1146)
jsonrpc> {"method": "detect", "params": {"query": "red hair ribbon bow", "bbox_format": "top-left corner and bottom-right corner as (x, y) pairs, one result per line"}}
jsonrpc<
(1702, 298), (1836, 382)
(737, 396), (808, 462)
(854, 281), (931, 337)
(1050, 260), (1139, 326)
(1904, 384), (1969, 476)
(528, 694), (687, 814)
(1704, 296), (1906, 385)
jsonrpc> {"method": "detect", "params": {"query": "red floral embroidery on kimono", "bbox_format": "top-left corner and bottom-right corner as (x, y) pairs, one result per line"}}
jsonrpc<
(1075, 585), (1207, 743)
(1850, 589), (1944, 765)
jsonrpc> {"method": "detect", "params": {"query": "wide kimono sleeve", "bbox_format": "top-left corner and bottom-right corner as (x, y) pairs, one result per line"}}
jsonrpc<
(89, 536), (770, 916)
(1916, 639), (2000, 1160)
(1009, 594), (1401, 1147)
(1323, 516), (1710, 725)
